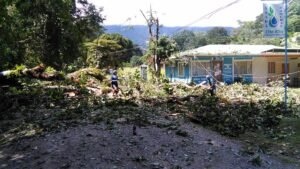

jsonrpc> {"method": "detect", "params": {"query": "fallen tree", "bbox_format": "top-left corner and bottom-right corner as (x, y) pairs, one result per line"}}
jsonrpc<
(66, 68), (105, 82)
(0, 65), (105, 86)
(0, 64), (63, 82)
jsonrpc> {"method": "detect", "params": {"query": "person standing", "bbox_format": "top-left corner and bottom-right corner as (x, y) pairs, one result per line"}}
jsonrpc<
(206, 75), (216, 96)
(111, 70), (119, 96)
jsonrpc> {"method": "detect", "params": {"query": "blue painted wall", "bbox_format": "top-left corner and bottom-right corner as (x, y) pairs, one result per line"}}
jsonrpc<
(165, 55), (254, 84)
(223, 57), (233, 84)
(165, 62), (190, 83)
(223, 56), (254, 84)
(165, 66), (173, 79)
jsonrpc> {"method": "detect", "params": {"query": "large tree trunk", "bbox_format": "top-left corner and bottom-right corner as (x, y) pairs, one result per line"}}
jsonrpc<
(0, 65), (105, 86)
(0, 64), (63, 85)
(66, 68), (104, 82)
(155, 57), (161, 77)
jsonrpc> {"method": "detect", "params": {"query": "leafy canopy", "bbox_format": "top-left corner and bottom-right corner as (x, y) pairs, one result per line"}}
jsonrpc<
(85, 33), (140, 68)
(0, 0), (105, 70)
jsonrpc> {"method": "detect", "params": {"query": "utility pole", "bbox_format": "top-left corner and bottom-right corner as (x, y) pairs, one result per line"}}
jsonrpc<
(140, 6), (160, 77)
(284, 0), (288, 112)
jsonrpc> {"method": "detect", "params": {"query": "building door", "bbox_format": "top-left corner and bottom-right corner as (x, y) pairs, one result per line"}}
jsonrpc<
(213, 61), (223, 82)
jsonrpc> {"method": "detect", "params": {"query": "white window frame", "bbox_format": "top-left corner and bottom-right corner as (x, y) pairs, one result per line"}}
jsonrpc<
(178, 62), (185, 77)
(191, 61), (210, 77)
(233, 60), (252, 76)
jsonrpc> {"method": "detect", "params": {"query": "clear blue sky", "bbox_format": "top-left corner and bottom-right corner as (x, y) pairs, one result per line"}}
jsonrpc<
(88, 0), (263, 27)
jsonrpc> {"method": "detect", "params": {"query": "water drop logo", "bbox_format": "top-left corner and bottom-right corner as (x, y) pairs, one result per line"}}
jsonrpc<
(268, 5), (278, 27)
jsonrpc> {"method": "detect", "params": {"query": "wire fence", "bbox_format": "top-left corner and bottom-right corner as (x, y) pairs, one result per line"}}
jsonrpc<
(196, 61), (300, 84)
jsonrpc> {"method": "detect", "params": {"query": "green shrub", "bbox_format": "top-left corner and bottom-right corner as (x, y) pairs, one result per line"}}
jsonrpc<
(130, 55), (143, 67)
(187, 84), (295, 137)
(45, 66), (57, 74)
(9, 64), (26, 77)
(163, 83), (173, 95)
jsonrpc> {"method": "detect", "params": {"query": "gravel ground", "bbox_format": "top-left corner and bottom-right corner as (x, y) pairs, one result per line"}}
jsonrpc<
(0, 120), (299, 169)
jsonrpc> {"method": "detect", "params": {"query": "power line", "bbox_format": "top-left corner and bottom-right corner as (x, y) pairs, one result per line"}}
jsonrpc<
(171, 0), (242, 34)
(108, 45), (147, 54)
(101, 0), (243, 55)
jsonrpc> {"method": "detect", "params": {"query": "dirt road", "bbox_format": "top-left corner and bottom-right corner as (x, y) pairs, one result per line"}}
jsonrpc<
(0, 121), (299, 169)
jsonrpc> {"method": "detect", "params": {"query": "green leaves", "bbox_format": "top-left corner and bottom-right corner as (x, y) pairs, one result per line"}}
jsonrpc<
(269, 6), (274, 16)
(0, 0), (105, 70)
(172, 30), (207, 51)
(206, 27), (231, 44)
(85, 33), (138, 68)
(155, 36), (178, 60)
(187, 84), (295, 137)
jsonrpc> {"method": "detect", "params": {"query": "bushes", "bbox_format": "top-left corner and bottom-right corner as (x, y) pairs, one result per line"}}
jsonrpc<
(130, 55), (143, 67)
(163, 83), (174, 95)
(187, 84), (295, 137)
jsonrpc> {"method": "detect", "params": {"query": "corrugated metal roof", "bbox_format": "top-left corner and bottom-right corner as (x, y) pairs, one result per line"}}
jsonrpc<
(180, 44), (283, 56)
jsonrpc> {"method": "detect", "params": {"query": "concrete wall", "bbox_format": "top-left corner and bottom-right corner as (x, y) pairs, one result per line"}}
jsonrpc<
(253, 57), (268, 84)
(289, 58), (300, 85)
(264, 57), (300, 86)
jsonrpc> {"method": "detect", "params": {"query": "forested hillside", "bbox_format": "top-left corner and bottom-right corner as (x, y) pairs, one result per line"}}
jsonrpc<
(105, 25), (234, 48)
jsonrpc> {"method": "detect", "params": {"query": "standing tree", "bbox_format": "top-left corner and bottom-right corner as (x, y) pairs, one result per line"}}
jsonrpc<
(85, 33), (140, 68)
(194, 32), (208, 48)
(1, 0), (105, 70)
(231, 14), (281, 45)
(85, 38), (121, 68)
(141, 7), (178, 78)
(173, 30), (197, 51)
(99, 33), (140, 62)
(173, 30), (207, 51)
(288, 0), (300, 32)
(156, 36), (178, 64)
(140, 6), (161, 77)
(206, 27), (231, 44)
(0, 1), (26, 70)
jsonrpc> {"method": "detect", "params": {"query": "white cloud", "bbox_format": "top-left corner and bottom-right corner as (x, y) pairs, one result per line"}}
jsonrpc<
(89, 0), (263, 27)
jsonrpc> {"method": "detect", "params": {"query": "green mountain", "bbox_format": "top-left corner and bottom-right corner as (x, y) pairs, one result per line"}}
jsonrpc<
(105, 25), (234, 47)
